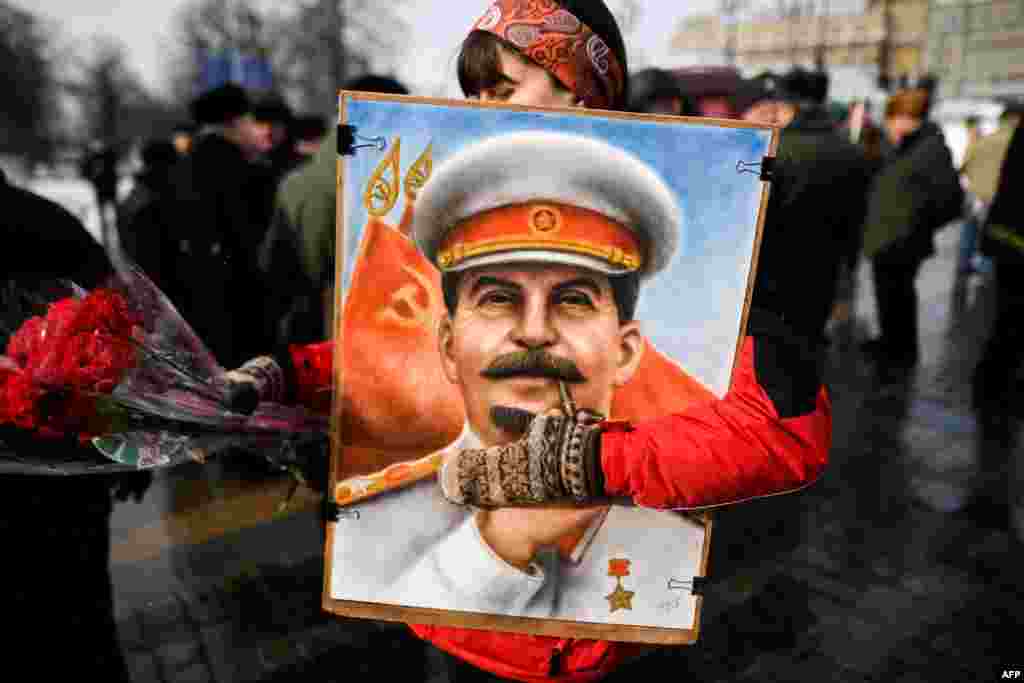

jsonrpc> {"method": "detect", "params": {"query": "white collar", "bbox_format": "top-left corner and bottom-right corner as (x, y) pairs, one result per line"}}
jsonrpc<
(454, 423), (483, 450)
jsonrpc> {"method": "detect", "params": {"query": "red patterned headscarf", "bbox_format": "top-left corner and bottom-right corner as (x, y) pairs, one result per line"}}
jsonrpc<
(470, 0), (625, 110)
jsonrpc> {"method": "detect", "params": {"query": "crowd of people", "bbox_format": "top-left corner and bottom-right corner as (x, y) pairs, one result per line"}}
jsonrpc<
(630, 62), (1023, 531)
(628, 63), (1020, 406)
(90, 57), (1004, 395)
(213, 2), (1000, 681)
(104, 85), (325, 369)
(96, 75), (414, 371)
(6, 0), (1024, 680)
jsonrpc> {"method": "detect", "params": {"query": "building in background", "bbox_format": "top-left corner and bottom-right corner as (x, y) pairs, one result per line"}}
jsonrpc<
(927, 0), (1024, 99)
(670, 0), (929, 102)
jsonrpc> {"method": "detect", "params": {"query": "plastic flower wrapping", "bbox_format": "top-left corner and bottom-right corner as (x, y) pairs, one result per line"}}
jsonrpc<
(0, 266), (328, 475)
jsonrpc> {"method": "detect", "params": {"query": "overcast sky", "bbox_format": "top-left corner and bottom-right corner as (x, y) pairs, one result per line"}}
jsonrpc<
(11, 0), (716, 98)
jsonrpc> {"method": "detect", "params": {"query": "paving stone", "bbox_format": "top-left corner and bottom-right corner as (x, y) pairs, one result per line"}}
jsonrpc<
(792, 543), (846, 574)
(183, 589), (230, 626)
(257, 635), (309, 673)
(117, 609), (148, 652)
(171, 662), (215, 683)
(815, 611), (904, 675)
(125, 651), (160, 683)
(138, 595), (187, 641)
(740, 650), (871, 683)
(301, 619), (373, 654)
(199, 624), (239, 683)
(154, 639), (204, 678)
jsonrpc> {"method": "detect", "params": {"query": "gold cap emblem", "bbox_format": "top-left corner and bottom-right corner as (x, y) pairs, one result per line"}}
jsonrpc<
(529, 205), (561, 234)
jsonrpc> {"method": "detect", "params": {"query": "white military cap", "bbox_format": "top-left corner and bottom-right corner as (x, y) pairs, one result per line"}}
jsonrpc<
(412, 130), (681, 280)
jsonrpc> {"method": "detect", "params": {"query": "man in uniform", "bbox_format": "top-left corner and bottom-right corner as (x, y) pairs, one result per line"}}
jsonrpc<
(735, 69), (873, 344)
(326, 130), (710, 625)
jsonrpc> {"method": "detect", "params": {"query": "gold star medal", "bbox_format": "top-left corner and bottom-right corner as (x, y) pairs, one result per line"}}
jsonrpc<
(606, 558), (635, 612)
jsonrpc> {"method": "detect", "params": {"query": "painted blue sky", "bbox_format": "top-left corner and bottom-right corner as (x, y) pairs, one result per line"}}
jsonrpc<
(340, 97), (772, 397)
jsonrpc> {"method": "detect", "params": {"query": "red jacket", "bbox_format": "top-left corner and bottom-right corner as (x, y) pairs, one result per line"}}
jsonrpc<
(286, 312), (831, 682)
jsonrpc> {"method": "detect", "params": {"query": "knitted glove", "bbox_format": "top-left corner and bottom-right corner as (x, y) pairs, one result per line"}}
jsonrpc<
(440, 408), (606, 507)
(221, 355), (288, 414)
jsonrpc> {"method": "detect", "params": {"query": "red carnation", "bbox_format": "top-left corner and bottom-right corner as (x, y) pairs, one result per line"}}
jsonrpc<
(29, 290), (139, 392)
(2, 290), (142, 436)
(6, 315), (46, 366)
(0, 368), (43, 429)
(71, 289), (138, 337)
(291, 342), (334, 412)
(44, 297), (83, 340)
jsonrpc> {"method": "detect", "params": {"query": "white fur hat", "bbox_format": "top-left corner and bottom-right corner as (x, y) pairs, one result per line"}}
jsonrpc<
(412, 130), (681, 280)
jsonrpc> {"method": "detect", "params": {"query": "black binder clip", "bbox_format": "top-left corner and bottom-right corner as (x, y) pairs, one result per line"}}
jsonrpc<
(666, 577), (690, 591)
(736, 156), (776, 182)
(667, 576), (708, 595)
(337, 124), (387, 156)
(325, 501), (360, 522)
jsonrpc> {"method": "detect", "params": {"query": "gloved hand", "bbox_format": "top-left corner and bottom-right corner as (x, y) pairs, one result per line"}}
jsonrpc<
(440, 406), (606, 507)
(221, 356), (288, 415)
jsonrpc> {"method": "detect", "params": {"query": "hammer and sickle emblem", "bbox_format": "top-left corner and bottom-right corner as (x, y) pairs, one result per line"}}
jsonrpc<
(376, 265), (442, 330)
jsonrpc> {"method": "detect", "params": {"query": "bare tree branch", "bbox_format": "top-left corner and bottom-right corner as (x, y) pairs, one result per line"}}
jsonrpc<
(61, 34), (183, 150)
(0, 2), (61, 162)
(166, 0), (409, 117)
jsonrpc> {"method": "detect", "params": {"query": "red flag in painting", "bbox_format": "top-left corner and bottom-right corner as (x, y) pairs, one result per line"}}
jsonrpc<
(611, 340), (715, 422)
(338, 214), (466, 454)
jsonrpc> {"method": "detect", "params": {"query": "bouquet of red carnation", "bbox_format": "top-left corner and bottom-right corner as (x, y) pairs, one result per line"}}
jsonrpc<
(0, 266), (327, 475)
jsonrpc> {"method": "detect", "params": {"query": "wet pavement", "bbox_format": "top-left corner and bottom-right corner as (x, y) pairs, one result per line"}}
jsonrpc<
(105, 221), (1024, 682)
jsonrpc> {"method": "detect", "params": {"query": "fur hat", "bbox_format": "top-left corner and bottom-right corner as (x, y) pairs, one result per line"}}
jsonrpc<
(629, 68), (693, 114)
(190, 84), (251, 127)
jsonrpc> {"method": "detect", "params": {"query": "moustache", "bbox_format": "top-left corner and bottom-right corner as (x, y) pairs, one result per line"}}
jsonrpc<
(481, 349), (586, 384)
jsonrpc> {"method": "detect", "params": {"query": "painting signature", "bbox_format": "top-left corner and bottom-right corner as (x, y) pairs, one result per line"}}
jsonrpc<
(655, 597), (682, 615)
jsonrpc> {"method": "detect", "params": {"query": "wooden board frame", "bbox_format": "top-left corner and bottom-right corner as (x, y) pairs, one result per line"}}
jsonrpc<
(322, 91), (778, 645)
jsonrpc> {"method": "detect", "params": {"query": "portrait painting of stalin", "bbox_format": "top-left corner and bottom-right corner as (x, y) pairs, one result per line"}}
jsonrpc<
(328, 130), (716, 631)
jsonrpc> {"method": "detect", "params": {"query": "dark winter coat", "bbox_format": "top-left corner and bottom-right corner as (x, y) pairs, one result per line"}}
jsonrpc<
(861, 121), (964, 261)
(258, 127), (336, 345)
(752, 105), (874, 340)
(116, 168), (180, 295)
(166, 132), (273, 368)
(0, 169), (110, 297)
(1, 170), (149, 681)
